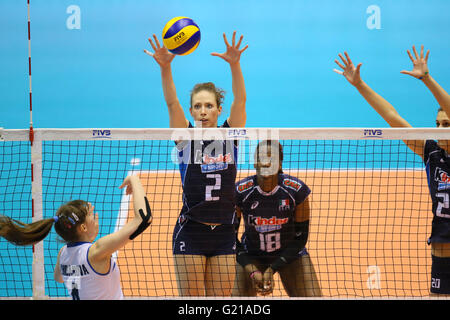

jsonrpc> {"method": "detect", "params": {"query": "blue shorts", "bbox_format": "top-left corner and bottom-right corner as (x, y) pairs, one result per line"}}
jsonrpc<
(430, 255), (450, 294)
(172, 217), (236, 257)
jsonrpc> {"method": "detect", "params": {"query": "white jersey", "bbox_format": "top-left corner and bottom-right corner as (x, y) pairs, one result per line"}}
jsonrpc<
(59, 242), (123, 300)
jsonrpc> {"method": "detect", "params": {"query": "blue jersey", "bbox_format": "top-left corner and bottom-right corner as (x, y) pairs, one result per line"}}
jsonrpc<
(177, 120), (238, 225)
(425, 140), (450, 243)
(235, 173), (311, 256)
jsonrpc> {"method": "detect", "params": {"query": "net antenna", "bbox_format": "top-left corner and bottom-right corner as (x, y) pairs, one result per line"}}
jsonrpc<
(27, 0), (46, 300)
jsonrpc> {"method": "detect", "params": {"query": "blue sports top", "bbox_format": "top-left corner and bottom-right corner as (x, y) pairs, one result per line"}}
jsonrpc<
(235, 173), (311, 256)
(176, 120), (238, 225)
(425, 140), (450, 244)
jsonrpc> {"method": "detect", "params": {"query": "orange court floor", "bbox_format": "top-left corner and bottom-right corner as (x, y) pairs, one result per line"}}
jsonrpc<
(117, 169), (432, 298)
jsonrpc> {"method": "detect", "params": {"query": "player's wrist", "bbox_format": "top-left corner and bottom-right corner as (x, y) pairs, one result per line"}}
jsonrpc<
(269, 260), (284, 273)
(249, 270), (262, 280)
(353, 79), (365, 89)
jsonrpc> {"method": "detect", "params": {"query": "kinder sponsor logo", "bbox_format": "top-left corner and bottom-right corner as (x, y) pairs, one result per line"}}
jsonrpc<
(203, 153), (233, 164)
(200, 153), (233, 173)
(92, 129), (111, 139)
(249, 215), (289, 232)
(436, 168), (450, 190)
(363, 129), (383, 138)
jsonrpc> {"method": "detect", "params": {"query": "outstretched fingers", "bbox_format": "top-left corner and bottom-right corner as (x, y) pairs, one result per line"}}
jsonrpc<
(334, 58), (346, 71)
(406, 45), (430, 62)
(412, 45), (419, 60)
(236, 34), (243, 50)
(344, 51), (354, 67)
(425, 49), (430, 62)
(143, 49), (153, 57)
(152, 34), (161, 49)
(147, 34), (158, 51)
(338, 53), (349, 67)
(406, 49), (415, 63)
(223, 32), (231, 48)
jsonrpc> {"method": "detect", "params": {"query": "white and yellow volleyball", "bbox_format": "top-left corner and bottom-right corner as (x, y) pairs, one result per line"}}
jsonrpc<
(162, 17), (201, 56)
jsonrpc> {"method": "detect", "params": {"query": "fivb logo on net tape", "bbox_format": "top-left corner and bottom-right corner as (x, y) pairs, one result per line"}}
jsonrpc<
(227, 128), (247, 138)
(363, 129), (383, 138)
(92, 129), (111, 139)
(170, 127), (281, 166)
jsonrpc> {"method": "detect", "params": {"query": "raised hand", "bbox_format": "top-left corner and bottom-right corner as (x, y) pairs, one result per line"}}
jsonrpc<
(333, 52), (363, 87)
(119, 175), (140, 195)
(211, 31), (248, 65)
(144, 34), (175, 68)
(400, 45), (430, 79)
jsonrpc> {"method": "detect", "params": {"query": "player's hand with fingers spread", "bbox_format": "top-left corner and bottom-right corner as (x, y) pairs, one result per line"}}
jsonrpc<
(211, 31), (248, 65)
(333, 52), (363, 87)
(144, 34), (175, 68)
(400, 45), (430, 79)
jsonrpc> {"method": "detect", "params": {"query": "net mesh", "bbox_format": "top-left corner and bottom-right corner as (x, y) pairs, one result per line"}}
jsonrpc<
(0, 128), (447, 298)
(0, 140), (33, 297)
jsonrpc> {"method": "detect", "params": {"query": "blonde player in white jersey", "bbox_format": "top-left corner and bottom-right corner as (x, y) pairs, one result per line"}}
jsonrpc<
(0, 175), (152, 300)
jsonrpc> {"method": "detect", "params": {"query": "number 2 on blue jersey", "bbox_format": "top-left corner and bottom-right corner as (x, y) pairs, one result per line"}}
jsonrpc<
(205, 174), (221, 201)
(436, 193), (450, 218)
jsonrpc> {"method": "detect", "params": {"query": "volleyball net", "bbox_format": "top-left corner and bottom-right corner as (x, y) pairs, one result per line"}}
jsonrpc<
(1, 127), (449, 299)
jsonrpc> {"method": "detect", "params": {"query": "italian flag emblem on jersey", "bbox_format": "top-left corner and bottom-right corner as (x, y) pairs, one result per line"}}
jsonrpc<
(279, 199), (290, 211)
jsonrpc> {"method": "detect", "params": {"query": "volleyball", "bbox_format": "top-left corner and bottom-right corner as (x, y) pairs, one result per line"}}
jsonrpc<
(162, 17), (201, 56)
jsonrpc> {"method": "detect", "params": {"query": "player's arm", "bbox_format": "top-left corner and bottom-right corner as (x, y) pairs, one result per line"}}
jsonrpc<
(401, 45), (450, 118)
(88, 176), (152, 263)
(145, 35), (189, 128)
(211, 32), (248, 128)
(260, 197), (312, 294)
(334, 51), (425, 158)
(234, 206), (265, 291)
(53, 247), (64, 283)
(235, 207), (256, 271)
